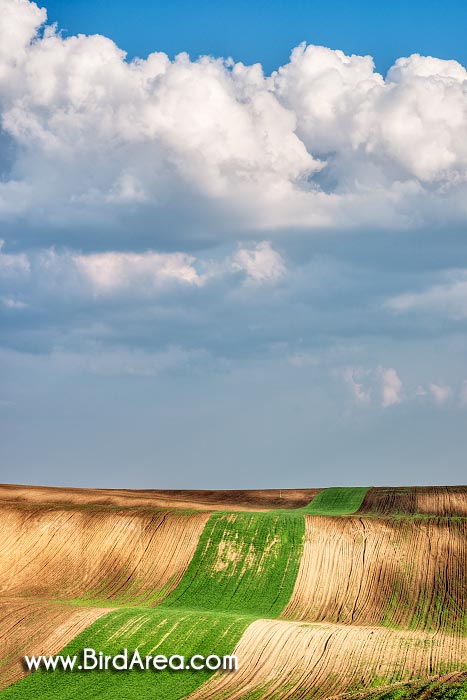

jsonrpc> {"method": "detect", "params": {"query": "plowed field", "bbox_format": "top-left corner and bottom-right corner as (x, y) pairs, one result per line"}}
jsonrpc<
(0, 503), (209, 605)
(0, 484), (320, 512)
(358, 487), (467, 517)
(189, 620), (467, 700)
(282, 515), (467, 634)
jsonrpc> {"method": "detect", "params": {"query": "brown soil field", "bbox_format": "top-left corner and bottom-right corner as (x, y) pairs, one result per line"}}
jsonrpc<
(0, 596), (109, 689)
(0, 484), (320, 512)
(358, 487), (467, 517)
(0, 503), (209, 604)
(282, 516), (467, 634)
(190, 619), (467, 700)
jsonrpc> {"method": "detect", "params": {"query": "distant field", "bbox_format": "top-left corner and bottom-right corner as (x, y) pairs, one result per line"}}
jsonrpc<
(358, 487), (467, 517)
(0, 484), (321, 512)
(300, 486), (369, 515)
(1, 484), (466, 699)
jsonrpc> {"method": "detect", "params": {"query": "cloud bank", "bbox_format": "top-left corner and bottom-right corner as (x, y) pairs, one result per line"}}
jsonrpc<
(1, 0), (467, 244)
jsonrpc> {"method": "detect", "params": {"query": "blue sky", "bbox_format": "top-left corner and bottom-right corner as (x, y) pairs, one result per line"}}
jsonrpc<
(1, 0), (467, 488)
(45, 0), (467, 76)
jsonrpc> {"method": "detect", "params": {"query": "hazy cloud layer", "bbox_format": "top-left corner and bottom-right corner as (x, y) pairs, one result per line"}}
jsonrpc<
(387, 271), (467, 319)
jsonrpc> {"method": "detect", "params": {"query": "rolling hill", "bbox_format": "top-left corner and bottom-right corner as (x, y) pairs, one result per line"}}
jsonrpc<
(0, 484), (466, 699)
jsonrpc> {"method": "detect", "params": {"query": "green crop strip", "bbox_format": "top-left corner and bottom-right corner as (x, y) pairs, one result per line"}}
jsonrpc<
(1, 607), (252, 700)
(162, 511), (305, 617)
(298, 486), (369, 515)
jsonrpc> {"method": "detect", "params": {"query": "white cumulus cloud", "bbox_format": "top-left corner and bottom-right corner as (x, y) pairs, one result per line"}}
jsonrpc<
(1, 296), (28, 309)
(0, 240), (30, 276)
(428, 383), (452, 403)
(0, 0), (467, 239)
(232, 242), (286, 283)
(343, 367), (371, 403)
(74, 250), (204, 295)
(343, 366), (403, 407)
(380, 367), (403, 407)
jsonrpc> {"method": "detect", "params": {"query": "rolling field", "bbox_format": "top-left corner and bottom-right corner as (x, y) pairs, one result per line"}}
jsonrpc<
(282, 516), (467, 633)
(190, 620), (467, 700)
(0, 484), (466, 699)
(0, 503), (209, 605)
(1, 608), (251, 700)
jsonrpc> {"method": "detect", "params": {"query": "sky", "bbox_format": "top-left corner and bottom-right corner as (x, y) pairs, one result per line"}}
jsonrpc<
(1, 0), (467, 488)
(44, 0), (467, 78)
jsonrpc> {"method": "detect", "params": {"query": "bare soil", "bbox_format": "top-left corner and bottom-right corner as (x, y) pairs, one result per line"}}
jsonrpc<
(0, 484), (320, 512)
(282, 515), (467, 634)
(358, 487), (467, 517)
(190, 619), (467, 700)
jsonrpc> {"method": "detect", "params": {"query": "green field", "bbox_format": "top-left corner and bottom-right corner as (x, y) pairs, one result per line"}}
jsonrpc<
(1, 607), (250, 700)
(163, 511), (305, 617)
(300, 486), (369, 515)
